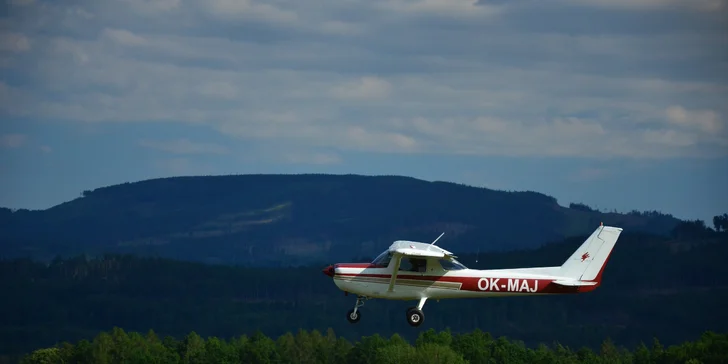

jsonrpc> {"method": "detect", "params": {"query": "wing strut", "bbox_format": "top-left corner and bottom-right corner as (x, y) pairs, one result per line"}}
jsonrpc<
(387, 254), (402, 292)
(430, 232), (445, 246)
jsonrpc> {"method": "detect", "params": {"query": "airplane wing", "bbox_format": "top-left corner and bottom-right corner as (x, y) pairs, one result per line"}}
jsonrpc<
(388, 240), (456, 259)
(389, 247), (447, 258)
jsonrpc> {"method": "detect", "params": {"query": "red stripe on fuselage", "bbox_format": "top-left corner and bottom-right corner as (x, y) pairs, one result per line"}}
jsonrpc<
(335, 272), (587, 294)
(334, 263), (385, 269)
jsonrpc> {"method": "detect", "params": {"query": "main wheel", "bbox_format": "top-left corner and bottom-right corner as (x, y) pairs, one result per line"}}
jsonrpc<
(347, 308), (361, 323)
(406, 307), (424, 327)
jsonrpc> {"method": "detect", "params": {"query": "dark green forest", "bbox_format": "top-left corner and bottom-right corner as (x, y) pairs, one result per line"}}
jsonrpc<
(3, 226), (727, 362)
(20, 327), (728, 364)
(0, 174), (682, 266)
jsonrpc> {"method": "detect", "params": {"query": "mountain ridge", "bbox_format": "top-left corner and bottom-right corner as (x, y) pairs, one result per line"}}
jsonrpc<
(0, 173), (682, 266)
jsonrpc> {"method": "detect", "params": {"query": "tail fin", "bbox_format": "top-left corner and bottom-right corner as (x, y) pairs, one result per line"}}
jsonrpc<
(559, 224), (623, 283)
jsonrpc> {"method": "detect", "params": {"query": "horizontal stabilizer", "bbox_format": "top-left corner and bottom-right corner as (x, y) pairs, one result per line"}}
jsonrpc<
(552, 280), (598, 287)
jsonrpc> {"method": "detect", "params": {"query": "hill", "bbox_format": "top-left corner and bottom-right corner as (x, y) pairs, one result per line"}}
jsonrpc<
(2, 228), (726, 359)
(0, 174), (681, 266)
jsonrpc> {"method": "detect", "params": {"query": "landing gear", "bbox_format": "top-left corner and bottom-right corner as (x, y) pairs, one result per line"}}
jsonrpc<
(406, 307), (424, 326)
(344, 296), (429, 327)
(405, 297), (428, 327)
(347, 308), (361, 323)
(347, 296), (367, 324)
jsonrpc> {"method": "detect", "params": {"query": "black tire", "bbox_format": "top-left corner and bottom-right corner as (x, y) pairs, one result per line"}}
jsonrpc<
(347, 308), (361, 323)
(406, 307), (424, 327)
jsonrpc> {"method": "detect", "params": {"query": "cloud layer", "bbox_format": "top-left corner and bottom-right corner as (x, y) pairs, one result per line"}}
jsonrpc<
(2, 0), (727, 159)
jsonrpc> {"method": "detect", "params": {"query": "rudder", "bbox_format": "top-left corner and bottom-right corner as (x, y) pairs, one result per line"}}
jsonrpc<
(559, 224), (623, 282)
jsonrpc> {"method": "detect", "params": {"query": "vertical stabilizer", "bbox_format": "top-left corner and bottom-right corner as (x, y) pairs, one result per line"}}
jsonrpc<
(559, 224), (623, 282)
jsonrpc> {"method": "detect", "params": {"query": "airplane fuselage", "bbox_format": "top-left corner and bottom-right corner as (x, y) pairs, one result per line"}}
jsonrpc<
(328, 264), (596, 301)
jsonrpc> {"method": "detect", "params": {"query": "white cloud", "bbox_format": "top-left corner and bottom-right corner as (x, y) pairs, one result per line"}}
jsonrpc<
(203, 0), (297, 23)
(102, 28), (148, 46)
(330, 76), (392, 100)
(643, 129), (696, 148)
(665, 105), (723, 133)
(399, 116), (620, 157)
(381, 0), (502, 16)
(561, 0), (728, 11)
(119, 0), (181, 13)
(1, 0), (726, 159)
(67, 7), (95, 20)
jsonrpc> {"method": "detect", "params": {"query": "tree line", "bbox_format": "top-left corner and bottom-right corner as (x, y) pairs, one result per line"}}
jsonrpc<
(19, 327), (728, 364)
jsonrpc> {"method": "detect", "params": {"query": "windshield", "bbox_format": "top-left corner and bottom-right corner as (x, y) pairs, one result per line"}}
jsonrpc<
(372, 251), (467, 270)
(440, 258), (467, 270)
(372, 251), (392, 267)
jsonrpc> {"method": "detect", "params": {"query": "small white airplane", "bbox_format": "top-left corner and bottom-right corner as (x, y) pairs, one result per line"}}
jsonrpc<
(322, 223), (622, 327)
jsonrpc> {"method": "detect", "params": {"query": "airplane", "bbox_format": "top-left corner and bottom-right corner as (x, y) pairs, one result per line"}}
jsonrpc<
(322, 223), (622, 327)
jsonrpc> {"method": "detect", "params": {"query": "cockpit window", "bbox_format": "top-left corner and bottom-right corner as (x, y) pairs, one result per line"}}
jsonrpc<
(372, 251), (392, 267)
(399, 257), (427, 272)
(440, 258), (467, 271)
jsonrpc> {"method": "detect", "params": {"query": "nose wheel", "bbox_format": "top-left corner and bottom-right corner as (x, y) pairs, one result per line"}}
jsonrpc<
(347, 308), (361, 323)
(346, 296), (367, 324)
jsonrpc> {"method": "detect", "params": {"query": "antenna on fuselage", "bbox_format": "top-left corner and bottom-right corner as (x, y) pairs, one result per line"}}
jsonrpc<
(430, 232), (445, 246)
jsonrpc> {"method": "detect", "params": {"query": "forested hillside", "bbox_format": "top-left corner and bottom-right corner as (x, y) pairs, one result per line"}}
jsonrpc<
(2, 227), (726, 361)
(19, 327), (728, 364)
(0, 174), (681, 266)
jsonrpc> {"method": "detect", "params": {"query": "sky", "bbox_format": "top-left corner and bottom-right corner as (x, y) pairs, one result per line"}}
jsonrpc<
(1, 0), (727, 224)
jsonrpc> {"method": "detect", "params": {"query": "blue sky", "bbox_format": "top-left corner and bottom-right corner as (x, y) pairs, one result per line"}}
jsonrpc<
(1, 0), (727, 224)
